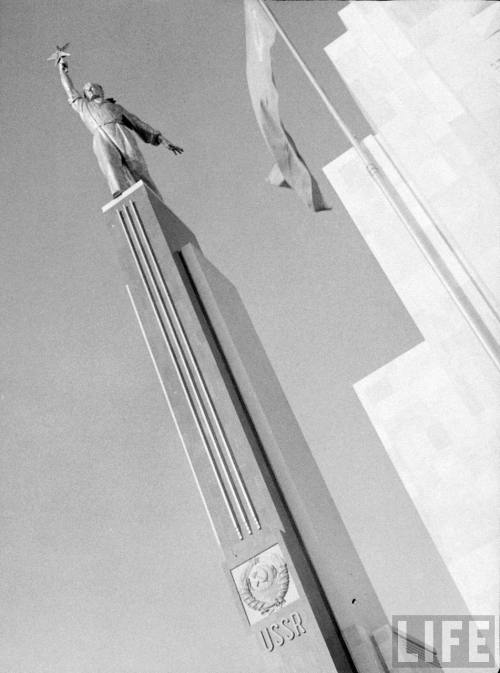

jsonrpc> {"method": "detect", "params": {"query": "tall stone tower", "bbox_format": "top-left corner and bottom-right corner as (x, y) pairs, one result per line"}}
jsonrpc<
(102, 181), (401, 673)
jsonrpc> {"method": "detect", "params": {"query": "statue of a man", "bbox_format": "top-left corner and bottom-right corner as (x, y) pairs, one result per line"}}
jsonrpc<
(58, 59), (183, 199)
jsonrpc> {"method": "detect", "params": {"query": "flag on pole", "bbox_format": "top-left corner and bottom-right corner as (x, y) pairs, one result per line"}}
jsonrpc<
(244, 0), (330, 212)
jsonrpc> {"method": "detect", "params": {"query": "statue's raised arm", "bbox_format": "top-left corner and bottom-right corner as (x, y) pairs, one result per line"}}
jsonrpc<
(58, 60), (80, 104)
(51, 47), (183, 200)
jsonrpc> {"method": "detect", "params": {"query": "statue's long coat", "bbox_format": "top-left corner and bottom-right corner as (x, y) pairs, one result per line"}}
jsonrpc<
(70, 94), (162, 197)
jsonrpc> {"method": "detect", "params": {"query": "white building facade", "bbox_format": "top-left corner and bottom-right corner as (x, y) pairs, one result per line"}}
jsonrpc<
(322, 2), (499, 668)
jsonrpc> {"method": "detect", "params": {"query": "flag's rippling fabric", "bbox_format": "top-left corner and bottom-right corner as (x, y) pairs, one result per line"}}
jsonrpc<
(245, 0), (330, 212)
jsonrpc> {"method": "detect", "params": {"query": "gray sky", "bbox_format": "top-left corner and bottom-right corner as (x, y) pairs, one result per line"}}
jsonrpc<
(0, 2), (441, 672)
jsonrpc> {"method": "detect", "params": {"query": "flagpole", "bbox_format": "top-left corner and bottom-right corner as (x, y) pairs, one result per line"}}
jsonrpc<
(257, 0), (500, 372)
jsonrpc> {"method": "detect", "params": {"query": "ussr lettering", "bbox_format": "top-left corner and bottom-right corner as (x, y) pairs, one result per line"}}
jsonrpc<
(259, 611), (307, 653)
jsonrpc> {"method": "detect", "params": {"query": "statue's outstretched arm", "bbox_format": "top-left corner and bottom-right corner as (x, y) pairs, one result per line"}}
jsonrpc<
(121, 107), (184, 155)
(58, 60), (80, 102)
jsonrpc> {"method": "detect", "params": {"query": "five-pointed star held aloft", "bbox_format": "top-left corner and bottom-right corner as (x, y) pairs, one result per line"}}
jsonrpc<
(47, 42), (70, 65)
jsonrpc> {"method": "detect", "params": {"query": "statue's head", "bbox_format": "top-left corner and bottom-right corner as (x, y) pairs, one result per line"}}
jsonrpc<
(83, 82), (104, 101)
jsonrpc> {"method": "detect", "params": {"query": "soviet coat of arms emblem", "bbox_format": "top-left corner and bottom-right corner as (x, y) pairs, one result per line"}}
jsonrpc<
(231, 544), (300, 625)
